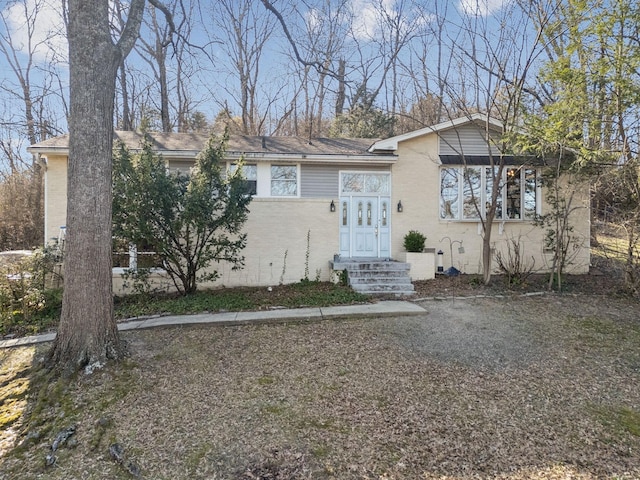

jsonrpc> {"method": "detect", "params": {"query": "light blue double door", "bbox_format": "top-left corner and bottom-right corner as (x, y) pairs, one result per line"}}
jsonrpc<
(339, 196), (391, 259)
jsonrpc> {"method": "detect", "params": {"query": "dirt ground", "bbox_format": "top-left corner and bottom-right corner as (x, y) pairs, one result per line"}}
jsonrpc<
(411, 270), (629, 299)
(1, 283), (639, 479)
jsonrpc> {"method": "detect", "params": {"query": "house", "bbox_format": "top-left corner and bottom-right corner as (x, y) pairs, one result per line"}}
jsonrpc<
(28, 114), (591, 294)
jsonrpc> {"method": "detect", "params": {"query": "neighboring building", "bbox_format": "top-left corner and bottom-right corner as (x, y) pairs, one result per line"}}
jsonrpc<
(28, 114), (591, 293)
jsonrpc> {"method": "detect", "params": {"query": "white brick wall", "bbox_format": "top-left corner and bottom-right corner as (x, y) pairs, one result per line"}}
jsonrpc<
(390, 134), (590, 275)
(44, 155), (68, 245)
(113, 197), (341, 293)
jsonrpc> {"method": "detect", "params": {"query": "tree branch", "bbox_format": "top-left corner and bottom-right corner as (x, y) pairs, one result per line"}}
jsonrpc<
(117, 0), (146, 59)
(259, 0), (340, 80)
(461, 49), (548, 109)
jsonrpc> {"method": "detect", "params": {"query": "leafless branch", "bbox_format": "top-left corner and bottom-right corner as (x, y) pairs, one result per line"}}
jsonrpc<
(260, 0), (341, 80)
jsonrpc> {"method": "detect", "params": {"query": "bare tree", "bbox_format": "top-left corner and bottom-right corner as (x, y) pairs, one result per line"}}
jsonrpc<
(0, 0), (62, 149)
(0, 0), (65, 248)
(139, 4), (173, 131)
(440, 1), (548, 284)
(395, 0), (458, 131)
(284, 0), (350, 137)
(113, 1), (135, 131)
(346, 0), (426, 115)
(136, 0), (197, 132)
(205, 0), (278, 135)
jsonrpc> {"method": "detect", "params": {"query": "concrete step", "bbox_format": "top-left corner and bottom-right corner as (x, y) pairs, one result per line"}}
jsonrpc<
(334, 259), (414, 296)
(348, 270), (410, 279)
(351, 283), (415, 295)
(349, 276), (414, 285)
(333, 260), (410, 272)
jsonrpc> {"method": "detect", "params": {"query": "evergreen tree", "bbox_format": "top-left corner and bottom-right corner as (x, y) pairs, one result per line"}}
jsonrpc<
(113, 133), (252, 295)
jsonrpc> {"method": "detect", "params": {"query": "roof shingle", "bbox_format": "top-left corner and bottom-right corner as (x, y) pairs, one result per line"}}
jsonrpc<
(29, 131), (379, 156)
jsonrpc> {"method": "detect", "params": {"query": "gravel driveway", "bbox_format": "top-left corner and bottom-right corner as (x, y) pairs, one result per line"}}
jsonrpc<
(385, 296), (550, 369)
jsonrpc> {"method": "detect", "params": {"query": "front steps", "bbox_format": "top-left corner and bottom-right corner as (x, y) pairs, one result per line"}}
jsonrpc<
(331, 259), (415, 296)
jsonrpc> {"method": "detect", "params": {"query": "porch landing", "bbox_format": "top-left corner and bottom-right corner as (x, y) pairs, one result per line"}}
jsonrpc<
(330, 259), (415, 296)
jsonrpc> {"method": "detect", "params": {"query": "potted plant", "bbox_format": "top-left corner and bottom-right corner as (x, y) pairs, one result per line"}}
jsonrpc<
(403, 230), (426, 252)
(402, 230), (435, 280)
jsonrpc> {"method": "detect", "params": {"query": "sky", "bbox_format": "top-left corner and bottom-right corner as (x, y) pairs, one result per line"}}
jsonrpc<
(1, 0), (66, 61)
(0, 0), (517, 156)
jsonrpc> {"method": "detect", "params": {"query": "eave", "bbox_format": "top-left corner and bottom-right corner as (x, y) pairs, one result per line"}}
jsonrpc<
(26, 146), (397, 165)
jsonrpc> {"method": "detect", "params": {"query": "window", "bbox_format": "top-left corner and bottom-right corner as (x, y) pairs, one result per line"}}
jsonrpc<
(523, 168), (537, 220)
(485, 166), (502, 219)
(506, 167), (521, 219)
(440, 168), (459, 219)
(463, 167), (481, 219)
(439, 166), (538, 221)
(341, 172), (390, 194)
(230, 163), (257, 195)
(271, 165), (297, 196)
(112, 239), (163, 271)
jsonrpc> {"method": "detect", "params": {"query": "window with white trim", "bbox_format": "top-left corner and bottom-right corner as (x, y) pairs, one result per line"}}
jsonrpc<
(341, 172), (390, 194)
(440, 166), (539, 221)
(229, 163), (257, 195)
(271, 165), (298, 196)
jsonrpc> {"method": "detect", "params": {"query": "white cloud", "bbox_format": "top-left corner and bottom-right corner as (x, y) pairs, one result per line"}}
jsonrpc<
(305, 7), (321, 33)
(458, 0), (508, 17)
(349, 0), (423, 41)
(3, 0), (67, 63)
(349, 0), (393, 40)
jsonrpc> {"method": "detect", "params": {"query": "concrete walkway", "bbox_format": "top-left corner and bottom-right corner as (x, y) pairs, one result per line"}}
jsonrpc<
(0, 301), (426, 349)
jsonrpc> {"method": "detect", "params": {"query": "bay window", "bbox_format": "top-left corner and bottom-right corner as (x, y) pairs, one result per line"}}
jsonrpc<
(440, 166), (539, 221)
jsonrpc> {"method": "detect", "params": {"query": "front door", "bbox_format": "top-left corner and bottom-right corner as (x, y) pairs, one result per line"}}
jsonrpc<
(339, 196), (391, 259)
(353, 197), (378, 257)
(338, 172), (392, 259)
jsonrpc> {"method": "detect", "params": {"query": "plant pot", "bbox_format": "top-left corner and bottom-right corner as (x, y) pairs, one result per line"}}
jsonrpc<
(401, 248), (435, 280)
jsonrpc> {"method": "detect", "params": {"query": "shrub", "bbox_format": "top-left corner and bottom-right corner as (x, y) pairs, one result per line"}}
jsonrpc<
(403, 230), (427, 252)
(494, 236), (536, 286)
(0, 169), (43, 251)
(112, 133), (252, 295)
(0, 247), (62, 336)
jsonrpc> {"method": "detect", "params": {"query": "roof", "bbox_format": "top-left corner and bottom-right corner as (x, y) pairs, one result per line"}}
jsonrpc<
(28, 131), (385, 160)
(369, 113), (504, 152)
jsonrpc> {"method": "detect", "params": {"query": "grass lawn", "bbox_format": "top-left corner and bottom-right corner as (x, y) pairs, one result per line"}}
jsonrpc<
(114, 281), (370, 319)
(1, 281), (369, 339)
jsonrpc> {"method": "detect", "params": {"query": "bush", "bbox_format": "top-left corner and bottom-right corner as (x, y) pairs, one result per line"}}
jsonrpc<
(403, 230), (427, 252)
(0, 169), (43, 251)
(112, 133), (252, 295)
(0, 247), (62, 336)
(494, 237), (536, 286)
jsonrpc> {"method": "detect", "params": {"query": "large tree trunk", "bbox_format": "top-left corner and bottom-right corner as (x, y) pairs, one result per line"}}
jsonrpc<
(48, 0), (145, 374)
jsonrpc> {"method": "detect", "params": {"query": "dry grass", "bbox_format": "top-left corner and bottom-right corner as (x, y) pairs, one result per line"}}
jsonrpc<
(1, 292), (640, 479)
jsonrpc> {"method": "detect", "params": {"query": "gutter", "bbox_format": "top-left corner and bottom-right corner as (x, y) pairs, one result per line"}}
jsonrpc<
(25, 147), (398, 165)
